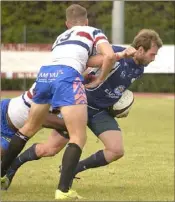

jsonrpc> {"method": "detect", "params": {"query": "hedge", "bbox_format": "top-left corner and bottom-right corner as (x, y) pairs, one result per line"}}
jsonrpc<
(1, 74), (174, 93)
(129, 74), (174, 93)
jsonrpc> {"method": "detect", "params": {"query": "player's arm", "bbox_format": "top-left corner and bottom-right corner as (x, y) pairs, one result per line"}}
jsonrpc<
(42, 113), (67, 131)
(96, 42), (116, 81)
(86, 54), (104, 67)
(115, 46), (137, 60)
(86, 45), (136, 69)
(85, 46), (136, 80)
(86, 42), (116, 88)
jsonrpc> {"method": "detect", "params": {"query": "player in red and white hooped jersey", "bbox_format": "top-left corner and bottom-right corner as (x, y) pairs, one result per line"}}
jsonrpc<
(1, 4), (116, 200)
(51, 26), (109, 75)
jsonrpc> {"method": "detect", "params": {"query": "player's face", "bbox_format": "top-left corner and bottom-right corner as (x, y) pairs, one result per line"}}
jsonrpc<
(138, 44), (159, 66)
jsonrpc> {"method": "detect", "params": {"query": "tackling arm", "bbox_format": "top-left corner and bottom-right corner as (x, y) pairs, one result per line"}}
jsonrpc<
(85, 42), (116, 88)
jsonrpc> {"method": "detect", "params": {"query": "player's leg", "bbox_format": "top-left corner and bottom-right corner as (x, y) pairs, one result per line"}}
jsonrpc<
(74, 109), (124, 175)
(56, 104), (87, 195)
(1, 65), (54, 177)
(53, 70), (87, 199)
(0, 137), (11, 158)
(42, 113), (67, 131)
(0, 98), (18, 188)
(0, 136), (12, 190)
(0, 98), (15, 159)
(35, 129), (69, 157)
(1, 102), (50, 177)
(0, 147), (4, 157)
(4, 129), (68, 190)
(98, 130), (124, 163)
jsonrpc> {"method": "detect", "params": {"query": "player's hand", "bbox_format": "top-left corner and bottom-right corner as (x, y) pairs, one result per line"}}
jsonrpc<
(116, 46), (136, 59)
(85, 77), (102, 89)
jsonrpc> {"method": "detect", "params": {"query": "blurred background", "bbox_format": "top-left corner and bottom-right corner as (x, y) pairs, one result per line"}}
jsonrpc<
(1, 1), (175, 92)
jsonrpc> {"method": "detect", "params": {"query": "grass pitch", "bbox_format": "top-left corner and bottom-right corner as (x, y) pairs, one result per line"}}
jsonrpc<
(1, 95), (174, 201)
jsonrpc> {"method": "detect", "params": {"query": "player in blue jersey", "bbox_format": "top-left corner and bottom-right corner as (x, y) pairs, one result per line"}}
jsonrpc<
(1, 4), (116, 200)
(1, 29), (163, 193)
(75, 29), (162, 179)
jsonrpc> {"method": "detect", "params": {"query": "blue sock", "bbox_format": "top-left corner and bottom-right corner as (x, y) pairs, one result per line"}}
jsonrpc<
(6, 143), (40, 181)
(75, 150), (108, 175)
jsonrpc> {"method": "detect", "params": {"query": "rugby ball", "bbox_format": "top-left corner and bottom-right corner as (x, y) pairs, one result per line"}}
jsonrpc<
(109, 90), (134, 118)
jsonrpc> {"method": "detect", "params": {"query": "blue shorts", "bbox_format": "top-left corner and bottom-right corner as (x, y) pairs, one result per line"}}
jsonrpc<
(1, 99), (15, 150)
(88, 107), (121, 137)
(33, 65), (87, 108)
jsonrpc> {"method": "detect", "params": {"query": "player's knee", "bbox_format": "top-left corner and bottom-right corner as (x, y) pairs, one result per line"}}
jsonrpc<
(109, 146), (124, 161)
(69, 133), (87, 148)
(114, 148), (124, 159)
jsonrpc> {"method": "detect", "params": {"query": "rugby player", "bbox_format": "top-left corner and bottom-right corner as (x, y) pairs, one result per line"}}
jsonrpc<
(1, 4), (116, 200)
(2, 29), (163, 193)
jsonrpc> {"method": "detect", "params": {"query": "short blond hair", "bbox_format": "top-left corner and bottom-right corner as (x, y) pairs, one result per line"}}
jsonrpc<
(132, 29), (163, 51)
(66, 4), (87, 25)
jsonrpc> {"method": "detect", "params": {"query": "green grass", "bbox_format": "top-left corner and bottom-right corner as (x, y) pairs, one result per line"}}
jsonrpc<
(1, 96), (174, 201)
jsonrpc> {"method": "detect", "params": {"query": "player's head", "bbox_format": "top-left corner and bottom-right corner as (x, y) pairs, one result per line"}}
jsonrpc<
(132, 29), (163, 66)
(66, 4), (88, 29)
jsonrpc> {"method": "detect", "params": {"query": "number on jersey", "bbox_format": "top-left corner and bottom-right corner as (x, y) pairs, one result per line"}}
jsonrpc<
(52, 31), (74, 50)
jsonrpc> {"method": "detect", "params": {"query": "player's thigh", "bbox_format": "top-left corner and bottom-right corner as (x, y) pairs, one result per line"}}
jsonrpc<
(22, 103), (50, 134)
(61, 105), (88, 143)
(88, 110), (123, 150)
(46, 129), (69, 148)
(19, 103), (50, 136)
(52, 71), (88, 140)
(99, 131), (123, 152)
(28, 103), (50, 124)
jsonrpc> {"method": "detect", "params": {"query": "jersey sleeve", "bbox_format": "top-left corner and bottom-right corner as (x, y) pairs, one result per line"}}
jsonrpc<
(92, 29), (109, 47)
(112, 45), (126, 53)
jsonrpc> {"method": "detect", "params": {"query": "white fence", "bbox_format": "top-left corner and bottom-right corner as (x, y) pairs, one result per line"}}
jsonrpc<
(1, 44), (174, 78)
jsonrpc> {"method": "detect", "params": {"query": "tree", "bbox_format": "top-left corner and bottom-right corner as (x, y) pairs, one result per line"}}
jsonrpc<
(1, 1), (174, 44)
(124, 1), (175, 44)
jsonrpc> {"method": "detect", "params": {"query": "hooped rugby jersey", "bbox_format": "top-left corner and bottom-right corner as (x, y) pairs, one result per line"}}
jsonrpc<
(50, 26), (108, 74)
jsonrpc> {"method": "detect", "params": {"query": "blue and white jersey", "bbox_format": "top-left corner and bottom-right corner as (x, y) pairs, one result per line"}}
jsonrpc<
(50, 26), (108, 74)
(86, 45), (144, 109)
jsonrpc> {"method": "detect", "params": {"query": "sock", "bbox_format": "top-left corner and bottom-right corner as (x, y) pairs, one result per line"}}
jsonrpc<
(6, 144), (40, 181)
(74, 150), (108, 175)
(68, 150), (108, 189)
(1, 131), (29, 177)
(58, 143), (82, 192)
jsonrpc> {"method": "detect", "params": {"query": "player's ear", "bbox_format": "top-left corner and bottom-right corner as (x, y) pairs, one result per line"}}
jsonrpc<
(65, 21), (71, 29)
(138, 46), (144, 54)
(86, 19), (89, 26)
